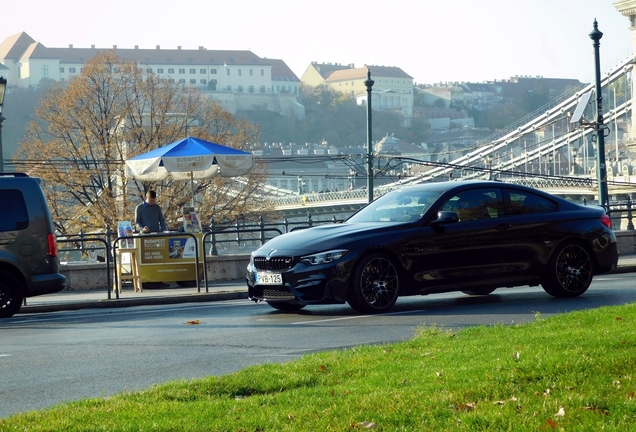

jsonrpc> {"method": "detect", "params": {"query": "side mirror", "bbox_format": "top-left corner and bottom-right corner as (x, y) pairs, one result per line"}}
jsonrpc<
(430, 211), (459, 233)
(432, 211), (459, 224)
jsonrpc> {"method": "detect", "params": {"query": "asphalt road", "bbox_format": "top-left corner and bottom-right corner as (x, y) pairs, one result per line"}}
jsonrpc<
(1, 273), (635, 419)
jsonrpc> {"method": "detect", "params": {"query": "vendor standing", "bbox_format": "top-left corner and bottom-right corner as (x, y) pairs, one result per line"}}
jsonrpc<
(135, 190), (167, 233)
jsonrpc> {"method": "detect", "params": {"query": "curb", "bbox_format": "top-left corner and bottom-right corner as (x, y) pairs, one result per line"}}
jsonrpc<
(17, 291), (250, 315)
(16, 265), (636, 315)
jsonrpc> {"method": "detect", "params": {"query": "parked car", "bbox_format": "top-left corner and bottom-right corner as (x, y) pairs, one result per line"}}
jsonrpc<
(246, 180), (618, 313)
(0, 173), (66, 317)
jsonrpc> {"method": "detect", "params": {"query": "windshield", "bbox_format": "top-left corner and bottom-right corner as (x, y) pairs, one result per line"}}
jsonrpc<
(347, 189), (443, 223)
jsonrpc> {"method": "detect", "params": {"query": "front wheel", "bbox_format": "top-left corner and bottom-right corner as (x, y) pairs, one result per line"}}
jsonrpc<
(542, 242), (593, 297)
(347, 253), (400, 313)
(0, 271), (25, 318)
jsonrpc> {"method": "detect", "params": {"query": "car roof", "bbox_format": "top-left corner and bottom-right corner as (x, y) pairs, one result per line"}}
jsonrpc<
(394, 180), (576, 206)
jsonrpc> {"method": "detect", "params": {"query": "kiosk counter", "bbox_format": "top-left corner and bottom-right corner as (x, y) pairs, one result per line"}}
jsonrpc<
(136, 232), (204, 284)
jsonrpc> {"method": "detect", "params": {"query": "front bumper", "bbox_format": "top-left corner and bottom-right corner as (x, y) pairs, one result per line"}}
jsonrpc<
(246, 261), (350, 304)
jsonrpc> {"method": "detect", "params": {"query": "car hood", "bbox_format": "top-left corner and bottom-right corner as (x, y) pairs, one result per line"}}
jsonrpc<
(253, 222), (400, 256)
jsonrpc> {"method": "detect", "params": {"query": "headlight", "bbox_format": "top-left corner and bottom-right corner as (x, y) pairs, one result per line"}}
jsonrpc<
(300, 249), (349, 266)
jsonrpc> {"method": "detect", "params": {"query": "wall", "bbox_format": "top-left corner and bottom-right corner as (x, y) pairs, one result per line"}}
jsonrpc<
(60, 232), (636, 290)
(60, 254), (251, 290)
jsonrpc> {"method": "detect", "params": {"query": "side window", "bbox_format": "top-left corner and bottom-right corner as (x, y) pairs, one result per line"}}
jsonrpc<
(505, 190), (557, 215)
(440, 188), (502, 222)
(0, 190), (29, 231)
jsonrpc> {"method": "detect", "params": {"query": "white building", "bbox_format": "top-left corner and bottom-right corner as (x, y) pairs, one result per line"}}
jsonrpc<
(0, 32), (304, 119)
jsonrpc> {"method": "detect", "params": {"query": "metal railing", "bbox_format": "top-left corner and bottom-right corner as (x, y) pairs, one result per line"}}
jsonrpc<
(207, 214), (344, 255)
(56, 233), (113, 298)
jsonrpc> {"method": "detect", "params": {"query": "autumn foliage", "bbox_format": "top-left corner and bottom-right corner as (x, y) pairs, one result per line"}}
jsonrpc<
(15, 51), (270, 234)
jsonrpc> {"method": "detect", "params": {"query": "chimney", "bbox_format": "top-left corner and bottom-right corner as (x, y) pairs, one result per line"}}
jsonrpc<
(177, 46), (181, 50)
(91, 45), (95, 49)
(156, 45), (160, 49)
(198, 46), (205, 50)
(113, 45), (117, 49)
(134, 45), (139, 49)
(69, 44), (73, 48)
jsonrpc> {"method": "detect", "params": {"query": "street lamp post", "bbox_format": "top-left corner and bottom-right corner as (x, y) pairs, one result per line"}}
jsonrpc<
(589, 19), (609, 211)
(0, 76), (7, 174)
(364, 70), (374, 203)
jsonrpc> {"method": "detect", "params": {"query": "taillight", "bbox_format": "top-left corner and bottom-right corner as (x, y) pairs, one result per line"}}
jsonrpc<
(600, 214), (612, 229)
(48, 233), (58, 257)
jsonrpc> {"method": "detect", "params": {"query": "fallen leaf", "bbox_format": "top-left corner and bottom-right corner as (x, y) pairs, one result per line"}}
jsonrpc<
(545, 418), (557, 429)
(616, 316), (623, 320)
(356, 421), (378, 429)
(494, 400), (506, 405)
(555, 407), (565, 417)
(543, 388), (551, 396)
(513, 352), (520, 361)
(459, 402), (475, 411)
(628, 391), (635, 400)
(186, 320), (200, 325)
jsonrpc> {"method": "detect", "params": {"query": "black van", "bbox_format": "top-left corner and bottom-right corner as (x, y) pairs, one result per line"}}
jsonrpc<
(0, 173), (66, 317)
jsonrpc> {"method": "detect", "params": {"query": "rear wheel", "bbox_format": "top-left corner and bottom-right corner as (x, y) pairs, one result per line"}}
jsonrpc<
(268, 302), (306, 312)
(0, 271), (25, 318)
(347, 253), (400, 313)
(542, 242), (593, 297)
(461, 287), (497, 296)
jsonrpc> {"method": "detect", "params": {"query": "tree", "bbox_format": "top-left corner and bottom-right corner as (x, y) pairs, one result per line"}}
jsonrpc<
(15, 51), (270, 234)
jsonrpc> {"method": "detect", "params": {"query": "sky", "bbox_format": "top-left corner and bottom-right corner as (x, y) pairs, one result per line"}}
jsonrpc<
(3, 0), (634, 85)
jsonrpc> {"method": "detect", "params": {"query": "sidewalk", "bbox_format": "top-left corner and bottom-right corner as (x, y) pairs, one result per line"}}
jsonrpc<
(18, 279), (249, 314)
(16, 255), (636, 315)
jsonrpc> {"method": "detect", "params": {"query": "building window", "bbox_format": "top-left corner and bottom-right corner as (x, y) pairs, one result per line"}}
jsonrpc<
(211, 68), (217, 74)
(157, 68), (164, 73)
(60, 67), (65, 73)
(190, 79), (196, 84)
(42, 65), (48, 78)
(190, 68), (196, 74)
(261, 69), (264, 76)
(227, 68), (230, 76)
(238, 69), (242, 76)
(146, 68), (153, 73)
(237, 85), (243, 92)
(179, 79), (185, 83)
(168, 78), (175, 83)
(179, 68), (185, 74)
(200, 79), (207, 84)
(248, 85), (254, 92)
(69, 67), (76, 73)
(226, 85), (231, 91)
(260, 86), (266, 93)
(200, 68), (206, 74)
(249, 69), (253, 76)
(168, 68), (174, 73)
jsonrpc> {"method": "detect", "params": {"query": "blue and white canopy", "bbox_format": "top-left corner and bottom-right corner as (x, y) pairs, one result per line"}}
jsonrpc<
(125, 136), (255, 181)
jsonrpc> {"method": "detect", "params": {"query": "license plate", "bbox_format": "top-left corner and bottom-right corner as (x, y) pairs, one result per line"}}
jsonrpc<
(256, 272), (283, 285)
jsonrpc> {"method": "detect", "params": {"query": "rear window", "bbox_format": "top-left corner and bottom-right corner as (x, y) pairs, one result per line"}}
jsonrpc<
(506, 191), (557, 215)
(0, 189), (29, 231)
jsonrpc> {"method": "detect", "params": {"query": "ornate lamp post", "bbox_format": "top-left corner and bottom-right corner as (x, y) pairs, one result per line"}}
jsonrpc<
(0, 76), (7, 174)
(364, 70), (374, 203)
(590, 20), (609, 210)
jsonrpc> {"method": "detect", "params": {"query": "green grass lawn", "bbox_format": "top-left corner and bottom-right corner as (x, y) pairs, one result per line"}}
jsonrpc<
(2, 304), (636, 431)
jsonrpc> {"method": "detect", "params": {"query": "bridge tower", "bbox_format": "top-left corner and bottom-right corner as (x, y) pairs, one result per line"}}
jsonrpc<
(614, 1), (636, 150)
